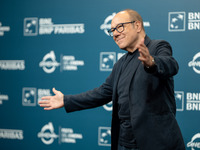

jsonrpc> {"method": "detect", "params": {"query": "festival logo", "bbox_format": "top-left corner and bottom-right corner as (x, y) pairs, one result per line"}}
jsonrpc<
(38, 122), (83, 145)
(98, 127), (111, 146)
(187, 133), (200, 150)
(39, 51), (84, 73)
(39, 51), (60, 74)
(38, 122), (58, 145)
(188, 52), (200, 74)
(100, 13), (116, 36)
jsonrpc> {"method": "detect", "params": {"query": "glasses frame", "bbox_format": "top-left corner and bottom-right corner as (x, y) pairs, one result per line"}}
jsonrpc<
(107, 21), (135, 36)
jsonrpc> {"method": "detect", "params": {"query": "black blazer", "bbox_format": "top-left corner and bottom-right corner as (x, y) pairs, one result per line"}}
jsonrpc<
(64, 36), (186, 150)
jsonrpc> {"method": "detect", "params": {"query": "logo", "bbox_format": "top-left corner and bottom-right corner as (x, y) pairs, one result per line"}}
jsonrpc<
(186, 92), (200, 111)
(0, 94), (9, 105)
(100, 13), (116, 36)
(100, 52), (116, 71)
(168, 11), (200, 32)
(0, 22), (10, 36)
(188, 52), (200, 74)
(61, 55), (84, 71)
(22, 88), (37, 106)
(0, 129), (23, 140)
(103, 101), (112, 111)
(100, 52), (125, 71)
(24, 18), (85, 36)
(59, 127), (83, 144)
(22, 87), (52, 106)
(38, 122), (58, 145)
(100, 13), (150, 36)
(38, 122), (83, 145)
(188, 12), (200, 30)
(98, 127), (111, 146)
(24, 18), (38, 36)
(168, 12), (186, 32)
(0, 60), (25, 70)
(187, 133), (200, 150)
(39, 51), (84, 73)
(175, 91), (184, 111)
(39, 51), (60, 74)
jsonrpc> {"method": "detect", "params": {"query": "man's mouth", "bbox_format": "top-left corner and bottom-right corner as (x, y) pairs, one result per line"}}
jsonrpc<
(116, 37), (124, 43)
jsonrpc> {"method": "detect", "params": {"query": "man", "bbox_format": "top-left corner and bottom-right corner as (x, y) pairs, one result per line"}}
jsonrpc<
(39, 9), (186, 150)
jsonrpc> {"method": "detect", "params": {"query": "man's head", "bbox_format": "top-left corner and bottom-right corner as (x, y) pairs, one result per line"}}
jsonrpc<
(109, 9), (145, 52)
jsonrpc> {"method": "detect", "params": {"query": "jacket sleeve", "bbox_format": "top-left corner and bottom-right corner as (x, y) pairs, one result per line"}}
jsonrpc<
(63, 64), (117, 113)
(145, 40), (179, 79)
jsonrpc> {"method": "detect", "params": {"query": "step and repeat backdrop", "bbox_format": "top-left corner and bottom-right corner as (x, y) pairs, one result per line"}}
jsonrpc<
(0, 0), (200, 149)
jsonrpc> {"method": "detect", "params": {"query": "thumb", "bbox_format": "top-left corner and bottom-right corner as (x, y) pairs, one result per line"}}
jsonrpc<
(52, 87), (59, 95)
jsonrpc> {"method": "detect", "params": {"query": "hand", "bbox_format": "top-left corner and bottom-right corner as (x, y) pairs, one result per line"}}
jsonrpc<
(39, 88), (64, 110)
(137, 38), (155, 67)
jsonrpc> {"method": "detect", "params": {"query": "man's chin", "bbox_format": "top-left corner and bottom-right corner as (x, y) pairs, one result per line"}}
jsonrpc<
(118, 45), (127, 50)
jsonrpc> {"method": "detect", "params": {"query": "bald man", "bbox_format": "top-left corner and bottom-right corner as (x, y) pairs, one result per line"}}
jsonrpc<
(39, 9), (185, 150)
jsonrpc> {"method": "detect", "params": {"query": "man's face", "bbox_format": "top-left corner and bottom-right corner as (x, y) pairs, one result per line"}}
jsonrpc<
(111, 12), (138, 51)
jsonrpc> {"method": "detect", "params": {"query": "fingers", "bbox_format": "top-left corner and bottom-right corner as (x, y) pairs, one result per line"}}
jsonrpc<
(39, 100), (50, 110)
(138, 46), (149, 61)
(137, 38), (153, 67)
(44, 107), (53, 110)
(41, 96), (52, 100)
(137, 39), (147, 55)
(39, 103), (51, 107)
(39, 100), (53, 110)
(39, 87), (64, 110)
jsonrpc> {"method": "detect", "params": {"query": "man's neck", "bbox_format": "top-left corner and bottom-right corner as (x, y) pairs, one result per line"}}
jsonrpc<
(126, 33), (146, 53)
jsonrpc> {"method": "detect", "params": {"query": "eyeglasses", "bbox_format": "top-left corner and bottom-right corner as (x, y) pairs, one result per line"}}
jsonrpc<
(107, 21), (135, 36)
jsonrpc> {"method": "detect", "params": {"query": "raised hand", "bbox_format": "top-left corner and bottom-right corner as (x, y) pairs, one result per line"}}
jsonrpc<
(39, 88), (64, 110)
(137, 38), (155, 67)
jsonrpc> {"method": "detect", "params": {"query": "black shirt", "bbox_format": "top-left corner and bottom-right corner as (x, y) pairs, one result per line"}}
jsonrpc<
(117, 50), (139, 148)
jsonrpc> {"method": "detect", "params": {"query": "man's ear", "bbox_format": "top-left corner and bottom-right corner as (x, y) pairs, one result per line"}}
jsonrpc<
(135, 21), (142, 33)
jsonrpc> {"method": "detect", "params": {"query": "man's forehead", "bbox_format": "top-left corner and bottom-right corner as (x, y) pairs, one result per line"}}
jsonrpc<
(111, 12), (130, 26)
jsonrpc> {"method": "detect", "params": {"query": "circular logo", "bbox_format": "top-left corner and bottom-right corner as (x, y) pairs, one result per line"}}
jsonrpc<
(100, 13), (116, 36)
(37, 122), (58, 145)
(103, 101), (112, 111)
(187, 133), (200, 150)
(39, 51), (60, 73)
(188, 52), (200, 74)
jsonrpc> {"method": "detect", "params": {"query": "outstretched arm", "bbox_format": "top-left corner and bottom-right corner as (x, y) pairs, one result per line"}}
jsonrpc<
(39, 88), (64, 110)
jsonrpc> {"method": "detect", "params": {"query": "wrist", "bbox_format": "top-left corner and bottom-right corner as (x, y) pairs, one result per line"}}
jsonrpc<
(146, 56), (155, 68)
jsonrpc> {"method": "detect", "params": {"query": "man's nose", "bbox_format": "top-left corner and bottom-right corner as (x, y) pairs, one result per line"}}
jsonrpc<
(113, 29), (120, 37)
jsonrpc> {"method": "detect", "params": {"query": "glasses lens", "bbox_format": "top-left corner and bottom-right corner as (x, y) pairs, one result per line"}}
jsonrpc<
(116, 24), (124, 33)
